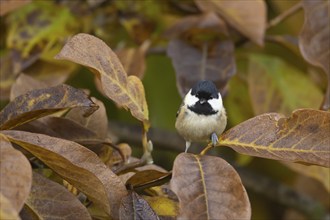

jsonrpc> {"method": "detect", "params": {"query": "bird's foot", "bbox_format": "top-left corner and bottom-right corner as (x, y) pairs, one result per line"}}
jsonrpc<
(211, 132), (219, 147)
(185, 141), (191, 153)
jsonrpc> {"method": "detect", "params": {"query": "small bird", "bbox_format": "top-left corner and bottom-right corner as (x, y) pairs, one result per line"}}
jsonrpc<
(175, 80), (227, 153)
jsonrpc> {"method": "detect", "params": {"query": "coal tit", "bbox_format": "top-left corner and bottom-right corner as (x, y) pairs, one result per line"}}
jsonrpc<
(175, 80), (227, 153)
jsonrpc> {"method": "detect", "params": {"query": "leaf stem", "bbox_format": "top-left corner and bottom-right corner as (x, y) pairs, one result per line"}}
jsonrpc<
(267, 1), (303, 29)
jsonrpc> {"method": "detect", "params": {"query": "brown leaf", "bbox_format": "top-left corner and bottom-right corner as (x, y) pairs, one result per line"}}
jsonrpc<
(1, 130), (127, 218)
(21, 172), (91, 220)
(126, 170), (172, 190)
(299, 0), (330, 110)
(55, 33), (149, 123)
(0, 193), (20, 220)
(167, 39), (235, 97)
(24, 59), (76, 87)
(220, 109), (330, 167)
(0, 84), (98, 130)
(195, 0), (266, 46)
(119, 191), (159, 220)
(115, 40), (150, 79)
(164, 12), (228, 40)
(170, 153), (251, 220)
(31, 117), (100, 143)
(0, 135), (32, 212)
(10, 74), (48, 101)
(0, 49), (40, 100)
(66, 97), (108, 139)
(0, 0), (30, 16)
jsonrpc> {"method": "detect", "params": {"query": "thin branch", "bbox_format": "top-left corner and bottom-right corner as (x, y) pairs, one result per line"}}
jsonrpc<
(267, 1), (303, 29)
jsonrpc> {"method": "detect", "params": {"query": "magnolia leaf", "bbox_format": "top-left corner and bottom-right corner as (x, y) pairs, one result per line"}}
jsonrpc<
(0, 84), (98, 130)
(0, 49), (40, 100)
(119, 191), (159, 220)
(126, 170), (172, 190)
(66, 97), (108, 139)
(24, 59), (76, 87)
(24, 117), (100, 143)
(195, 0), (266, 46)
(219, 109), (330, 167)
(248, 54), (323, 115)
(143, 196), (179, 218)
(170, 153), (251, 220)
(283, 162), (330, 192)
(1, 130), (127, 218)
(299, 0), (330, 110)
(55, 33), (149, 123)
(164, 12), (228, 41)
(6, 1), (77, 57)
(0, 135), (32, 212)
(10, 74), (48, 101)
(116, 40), (150, 79)
(0, 193), (20, 220)
(21, 172), (91, 220)
(0, 0), (30, 16)
(167, 39), (235, 97)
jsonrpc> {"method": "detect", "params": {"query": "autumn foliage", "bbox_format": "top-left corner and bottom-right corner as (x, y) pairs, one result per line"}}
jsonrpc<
(0, 0), (329, 220)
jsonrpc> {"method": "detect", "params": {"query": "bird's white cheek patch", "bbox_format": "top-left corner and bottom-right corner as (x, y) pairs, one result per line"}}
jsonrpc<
(208, 94), (223, 111)
(184, 91), (199, 106)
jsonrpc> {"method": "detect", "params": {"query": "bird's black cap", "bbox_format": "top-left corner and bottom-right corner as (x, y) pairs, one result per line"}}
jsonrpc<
(191, 80), (219, 99)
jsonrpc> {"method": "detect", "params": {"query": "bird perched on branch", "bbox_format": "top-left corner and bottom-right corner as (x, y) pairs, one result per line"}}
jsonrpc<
(175, 80), (227, 153)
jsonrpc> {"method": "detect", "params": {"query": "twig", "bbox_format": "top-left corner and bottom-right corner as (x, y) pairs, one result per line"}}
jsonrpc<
(109, 121), (329, 219)
(267, 1), (303, 29)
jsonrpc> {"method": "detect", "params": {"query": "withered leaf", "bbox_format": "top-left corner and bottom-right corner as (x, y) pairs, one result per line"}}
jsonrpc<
(0, 135), (32, 213)
(21, 172), (91, 220)
(1, 130), (127, 218)
(10, 73), (48, 101)
(195, 0), (266, 46)
(164, 12), (228, 41)
(170, 153), (251, 220)
(143, 196), (179, 218)
(116, 40), (150, 79)
(248, 54), (323, 115)
(0, 84), (98, 130)
(299, 0), (330, 110)
(0, 49), (40, 100)
(167, 39), (235, 97)
(55, 33), (149, 123)
(119, 191), (159, 220)
(0, 193), (20, 220)
(66, 97), (108, 139)
(19, 117), (100, 144)
(126, 170), (172, 190)
(0, 0), (30, 16)
(219, 109), (330, 167)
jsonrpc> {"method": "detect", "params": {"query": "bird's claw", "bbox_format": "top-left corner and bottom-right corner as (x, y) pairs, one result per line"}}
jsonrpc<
(211, 133), (218, 147)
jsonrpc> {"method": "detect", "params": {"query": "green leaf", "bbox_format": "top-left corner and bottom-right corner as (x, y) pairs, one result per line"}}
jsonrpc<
(248, 54), (323, 115)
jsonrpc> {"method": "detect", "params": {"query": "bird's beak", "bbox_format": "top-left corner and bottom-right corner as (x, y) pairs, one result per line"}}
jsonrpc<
(199, 98), (206, 104)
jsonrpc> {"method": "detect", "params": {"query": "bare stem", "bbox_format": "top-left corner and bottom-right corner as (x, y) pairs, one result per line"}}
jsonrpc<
(267, 1), (303, 29)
